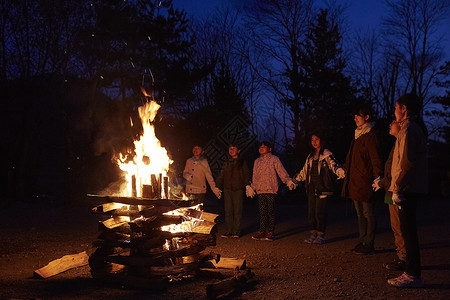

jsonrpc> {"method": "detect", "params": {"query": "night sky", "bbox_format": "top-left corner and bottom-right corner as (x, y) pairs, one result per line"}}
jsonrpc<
(172, 0), (450, 60)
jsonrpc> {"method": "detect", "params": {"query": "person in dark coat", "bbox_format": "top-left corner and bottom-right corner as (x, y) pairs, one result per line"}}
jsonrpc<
(216, 145), (251, 238)
(342, 104), (383, 254)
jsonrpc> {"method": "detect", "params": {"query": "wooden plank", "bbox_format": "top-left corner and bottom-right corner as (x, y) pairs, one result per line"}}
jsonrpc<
(34, 251), (89, 279)
(199, 211), (219, 222)
(193, 222), (217, 234)
(87, 194), (200, 207)
(211, 257), (246, 270)
(100, 245), (206, 267)
(101, 216), (130, 229)
(92, 202), (125, 213)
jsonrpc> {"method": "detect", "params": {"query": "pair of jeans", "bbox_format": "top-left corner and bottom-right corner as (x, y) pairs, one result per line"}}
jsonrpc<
(353, 200), (376, 247)
(398, 194), (421, 277)
(223, 188), (244, 235)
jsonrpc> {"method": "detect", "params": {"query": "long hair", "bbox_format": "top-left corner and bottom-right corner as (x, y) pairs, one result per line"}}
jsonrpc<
(309, 132), (326, 156)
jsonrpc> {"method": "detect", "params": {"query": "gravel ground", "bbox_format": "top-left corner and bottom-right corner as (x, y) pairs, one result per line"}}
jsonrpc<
(1, 195), (449, 299)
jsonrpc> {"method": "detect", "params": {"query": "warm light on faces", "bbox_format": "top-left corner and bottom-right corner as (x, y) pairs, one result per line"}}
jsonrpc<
(192, 146), (203, 158)
(354, 113), (369, 127)
(389, 120), (400, 137)
(259, 144), (271, 156)
(311, 135), (321, 150)
(228, 146), (240, 158)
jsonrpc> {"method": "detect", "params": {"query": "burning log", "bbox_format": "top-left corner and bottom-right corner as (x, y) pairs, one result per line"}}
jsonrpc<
(87, 100), (237, 290)
(91, 244), (207, 267)
(87, 194), (200, 207)
(133, 215), (184, 229)
(100, 216), (130, 229)
(89, 191), (221, 289)
(206, 267), (256, 300)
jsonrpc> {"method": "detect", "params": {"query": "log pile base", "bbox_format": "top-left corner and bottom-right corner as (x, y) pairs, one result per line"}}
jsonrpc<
(206, 267), (256, 299)
(87, 194), (247, 290)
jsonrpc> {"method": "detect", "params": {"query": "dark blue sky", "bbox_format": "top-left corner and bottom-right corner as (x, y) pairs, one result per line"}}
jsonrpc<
(173, 0), (383, 27)
(172, 0), (450, 60)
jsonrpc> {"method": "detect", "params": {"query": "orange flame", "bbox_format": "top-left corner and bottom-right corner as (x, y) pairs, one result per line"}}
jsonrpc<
(116, 99), (173, 197)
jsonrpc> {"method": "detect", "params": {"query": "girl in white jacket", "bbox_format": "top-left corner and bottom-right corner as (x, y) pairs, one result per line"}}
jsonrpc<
(294, 133), (345, 244)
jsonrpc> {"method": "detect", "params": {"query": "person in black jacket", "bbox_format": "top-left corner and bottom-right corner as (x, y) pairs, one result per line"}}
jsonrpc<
(294, 133), (345, 244)
(216, 145), (251, 238)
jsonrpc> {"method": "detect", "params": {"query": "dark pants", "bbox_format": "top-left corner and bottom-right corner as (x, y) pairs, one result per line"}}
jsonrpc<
(307, 188), (327, 234)
(399, 194), (421, 277)
(257, 193), (276, 233)
(353, 200), (376, 247)
(224, 188), (244, 235)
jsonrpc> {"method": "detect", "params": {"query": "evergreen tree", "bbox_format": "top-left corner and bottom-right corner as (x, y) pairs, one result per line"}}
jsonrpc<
(184, 65), (250, 146)
(212, 66), (249, 121)
(298, 9), (358, 159)
(432, 61), (450, 143)
(75, 0), (196, 110)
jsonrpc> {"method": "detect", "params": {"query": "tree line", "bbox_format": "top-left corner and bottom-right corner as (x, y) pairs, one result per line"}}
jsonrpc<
(1, 0), (449, 201)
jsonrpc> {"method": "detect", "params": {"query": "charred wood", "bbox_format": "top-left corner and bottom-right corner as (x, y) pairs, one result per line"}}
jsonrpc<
(96, 245), (207, 267)
(133, 215), (184, 229)
(206, 268), (256, 299)
(98, 230), (130, 242)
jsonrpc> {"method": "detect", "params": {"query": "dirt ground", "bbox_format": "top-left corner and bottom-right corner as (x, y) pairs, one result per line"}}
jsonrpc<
(1, 194), (449, 300)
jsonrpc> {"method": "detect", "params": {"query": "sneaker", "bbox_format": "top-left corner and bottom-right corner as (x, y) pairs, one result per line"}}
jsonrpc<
(388, 272), (424, 288)
(231, 233), (240, 238)
(351, 242), (364, 252)
(252, 231), (266, 240)
(221, 233), (232, 238)
(353, 243), (375, 255)
(264, 232), (275, 241)
(313, 235), (326, 245)
(383, 258), (406, 271)
(304, 234), (317, 244)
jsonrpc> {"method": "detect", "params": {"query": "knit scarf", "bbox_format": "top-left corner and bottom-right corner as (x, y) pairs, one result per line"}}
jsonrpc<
(354, 122), (374, 140)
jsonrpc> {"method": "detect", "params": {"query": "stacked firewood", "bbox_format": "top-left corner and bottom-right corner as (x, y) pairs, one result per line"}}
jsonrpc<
(88, 194), (221, 289)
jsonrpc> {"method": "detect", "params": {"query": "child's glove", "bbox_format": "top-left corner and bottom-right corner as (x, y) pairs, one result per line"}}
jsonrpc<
(246, 185), (256, 198)
(336, 168), (345, 179)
